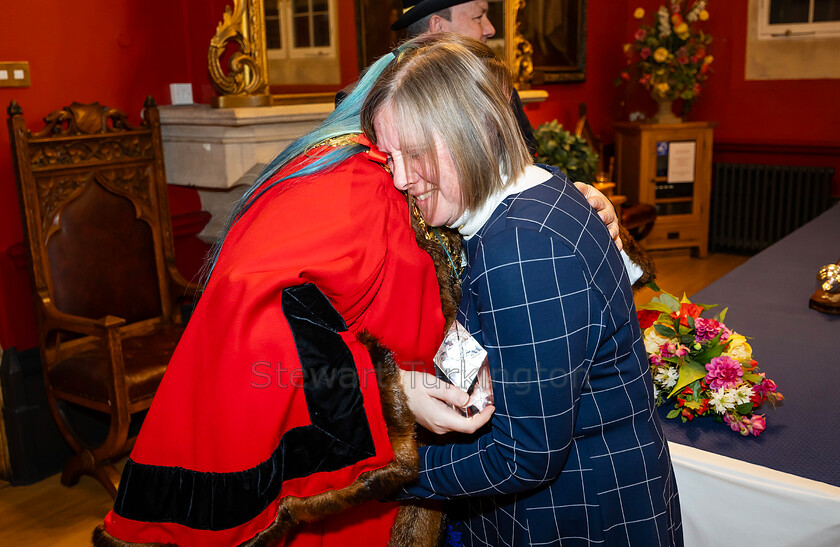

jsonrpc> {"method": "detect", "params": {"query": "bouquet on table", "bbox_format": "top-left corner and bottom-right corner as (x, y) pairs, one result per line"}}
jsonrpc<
(637, 283), (783, 437)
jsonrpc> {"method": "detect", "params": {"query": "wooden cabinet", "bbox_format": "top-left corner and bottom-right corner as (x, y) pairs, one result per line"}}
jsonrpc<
(615, 122), (715, 257)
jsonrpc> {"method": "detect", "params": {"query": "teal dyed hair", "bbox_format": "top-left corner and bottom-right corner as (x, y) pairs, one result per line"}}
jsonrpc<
(200, 51), (398, 285)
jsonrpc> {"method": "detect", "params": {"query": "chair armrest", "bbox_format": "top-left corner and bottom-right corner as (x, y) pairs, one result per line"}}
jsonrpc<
(37, 290), (126, 337)
(167, 264), (202, 300)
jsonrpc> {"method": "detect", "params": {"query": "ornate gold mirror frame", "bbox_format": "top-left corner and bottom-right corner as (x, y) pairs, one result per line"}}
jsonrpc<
(206, 0), (586, 107)
(208, 0), (271, 108)
(506, 0), (534, 89)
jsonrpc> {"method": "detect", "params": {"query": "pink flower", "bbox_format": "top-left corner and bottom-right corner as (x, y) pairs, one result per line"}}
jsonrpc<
(705, 356), (743, 390)
(694, 317), (721, 342)
(635, 28), (647, 41)
(754, 377), (777, 396)
(640, 47), (652, 59)
(649, 353), (662, 366)
(677, 54), (689, 64)
(661, 342), (689, 358)
(747, 414), (766, 436)
(693, 82), (702, 95)
(723, 413), (763, 436)
(639, 73), (651, 85)
(722, 413), (742, 432)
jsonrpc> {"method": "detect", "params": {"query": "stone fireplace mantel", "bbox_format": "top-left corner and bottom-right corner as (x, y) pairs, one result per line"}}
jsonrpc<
(158, 103), (333, 240)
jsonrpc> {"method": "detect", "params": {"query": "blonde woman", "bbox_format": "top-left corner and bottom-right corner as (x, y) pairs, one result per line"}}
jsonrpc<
(362, 38), (683, 546)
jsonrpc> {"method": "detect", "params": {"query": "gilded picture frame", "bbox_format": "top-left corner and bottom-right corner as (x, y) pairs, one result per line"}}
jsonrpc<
(507, 0), (587, 87)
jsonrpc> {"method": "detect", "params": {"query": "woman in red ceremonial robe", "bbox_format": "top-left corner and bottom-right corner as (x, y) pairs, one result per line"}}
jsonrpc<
(93, 39), (480, 547)
(94, 34), (618, 547)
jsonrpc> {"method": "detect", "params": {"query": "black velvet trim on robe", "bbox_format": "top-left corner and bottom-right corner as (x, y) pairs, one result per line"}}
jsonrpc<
(112, 283), (377, 531)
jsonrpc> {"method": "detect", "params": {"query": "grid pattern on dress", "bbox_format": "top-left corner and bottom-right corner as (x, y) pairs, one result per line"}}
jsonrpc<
(401, 169), (682, 546)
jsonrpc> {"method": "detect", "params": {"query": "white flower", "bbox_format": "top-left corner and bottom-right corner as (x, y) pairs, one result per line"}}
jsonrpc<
(644, 325), (673, 355)
(665, 367), (679, 388)
(657, 7), (672, 37)
(654, 366), (679, 390)
(686, 0), (707, 23)
(709, 388), (737, 413)
(734, 384), (754, 405)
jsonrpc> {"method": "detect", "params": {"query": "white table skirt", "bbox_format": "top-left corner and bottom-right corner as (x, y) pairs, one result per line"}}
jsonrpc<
(669, 442), (840, 547)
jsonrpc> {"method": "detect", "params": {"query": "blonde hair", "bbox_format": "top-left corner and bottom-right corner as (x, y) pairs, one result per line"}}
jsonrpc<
(361, 33), (531, 213)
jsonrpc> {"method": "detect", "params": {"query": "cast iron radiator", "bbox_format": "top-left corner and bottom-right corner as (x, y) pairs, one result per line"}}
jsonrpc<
(709, 163), (834, 253)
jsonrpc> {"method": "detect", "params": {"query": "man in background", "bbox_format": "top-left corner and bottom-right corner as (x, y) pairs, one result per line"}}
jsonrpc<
(391, 0), (537, 154)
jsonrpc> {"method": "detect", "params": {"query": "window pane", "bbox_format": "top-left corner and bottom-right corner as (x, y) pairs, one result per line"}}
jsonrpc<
(264, 1), (282, 49)
(264, 1), (279, 17)
(813, 0), (840, 21)
(312, 0), (328, 12)
(769, 0), (810, 23)
(265, 19), (282, 49)
(294, 14), (311, 47)
(293, 0), (310, 15)
(312, 14), (330, 47)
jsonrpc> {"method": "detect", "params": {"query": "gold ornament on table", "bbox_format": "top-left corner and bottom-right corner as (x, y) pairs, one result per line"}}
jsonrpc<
(810, 261), (840, 314)
(619, 0), (714, 123)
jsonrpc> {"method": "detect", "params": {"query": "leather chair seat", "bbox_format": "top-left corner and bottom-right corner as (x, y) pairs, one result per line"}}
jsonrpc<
(49, 324), (183, 403)
(622, 202), (657, 241)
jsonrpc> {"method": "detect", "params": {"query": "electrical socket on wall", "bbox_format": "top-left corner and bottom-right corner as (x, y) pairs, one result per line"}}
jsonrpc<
(0, 62), (30, 88)
(170, 83), (194, 105)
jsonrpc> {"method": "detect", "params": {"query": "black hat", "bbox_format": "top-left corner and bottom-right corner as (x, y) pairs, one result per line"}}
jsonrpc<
(391, 0), (473, 31)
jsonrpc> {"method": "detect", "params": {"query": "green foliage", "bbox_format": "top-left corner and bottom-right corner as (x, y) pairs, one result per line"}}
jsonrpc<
(532, 120), (599, 183)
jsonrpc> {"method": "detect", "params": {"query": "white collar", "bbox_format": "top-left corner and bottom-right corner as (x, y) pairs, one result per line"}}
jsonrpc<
(450, 167), (644, 285)
(452, 165), (551, 240)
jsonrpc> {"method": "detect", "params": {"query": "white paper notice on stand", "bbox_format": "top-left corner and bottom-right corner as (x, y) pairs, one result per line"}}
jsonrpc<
(667, 141), (696, 183)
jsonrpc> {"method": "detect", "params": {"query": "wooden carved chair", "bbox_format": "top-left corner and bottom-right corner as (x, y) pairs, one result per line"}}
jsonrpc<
(6, 97), (197, 497)
(576, 103), (657, 241)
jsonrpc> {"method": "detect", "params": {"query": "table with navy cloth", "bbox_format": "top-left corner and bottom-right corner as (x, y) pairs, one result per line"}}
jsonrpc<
(653, 204), (840, 546)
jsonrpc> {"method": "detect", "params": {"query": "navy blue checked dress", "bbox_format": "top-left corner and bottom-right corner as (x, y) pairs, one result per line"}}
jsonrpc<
(401, 166), (683, 546)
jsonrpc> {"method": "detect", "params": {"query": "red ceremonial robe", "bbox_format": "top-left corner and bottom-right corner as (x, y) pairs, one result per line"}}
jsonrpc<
(98, 147), (446, 546)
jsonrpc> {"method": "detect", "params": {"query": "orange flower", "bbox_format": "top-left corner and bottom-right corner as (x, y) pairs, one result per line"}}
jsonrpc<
(672, 302), (704, 327)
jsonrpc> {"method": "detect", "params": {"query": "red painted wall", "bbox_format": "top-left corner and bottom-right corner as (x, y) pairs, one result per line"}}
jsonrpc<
(0, 1), (202, 350)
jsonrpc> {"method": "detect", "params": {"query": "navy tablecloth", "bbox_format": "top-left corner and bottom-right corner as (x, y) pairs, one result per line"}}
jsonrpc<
(656, 204), (840, 487)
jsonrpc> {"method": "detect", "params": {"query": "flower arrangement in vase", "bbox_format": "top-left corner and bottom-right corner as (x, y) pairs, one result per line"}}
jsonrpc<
(637, 283), (783, 436)
(620, 0), (714, 123)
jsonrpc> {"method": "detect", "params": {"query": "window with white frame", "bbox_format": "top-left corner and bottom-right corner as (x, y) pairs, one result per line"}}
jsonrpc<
(263, 0), (339, 85)
(758, 0), (840, 39)
(264, 0), (336, 59)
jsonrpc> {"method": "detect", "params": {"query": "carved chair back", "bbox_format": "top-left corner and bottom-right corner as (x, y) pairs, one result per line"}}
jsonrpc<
(6, 97), (194, 497)
(8, 99), (181, 342)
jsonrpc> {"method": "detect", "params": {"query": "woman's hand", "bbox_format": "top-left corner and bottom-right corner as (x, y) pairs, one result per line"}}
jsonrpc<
(398, 370), (494, 435)
(574, 182), (622, 251)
